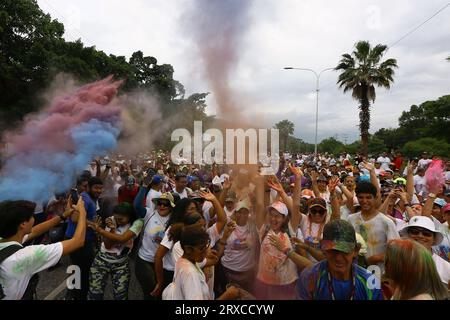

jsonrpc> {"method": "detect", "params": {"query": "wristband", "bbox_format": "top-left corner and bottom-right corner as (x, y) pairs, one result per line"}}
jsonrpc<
(284, 248), (295, 256)
(428, 193), (436, 199)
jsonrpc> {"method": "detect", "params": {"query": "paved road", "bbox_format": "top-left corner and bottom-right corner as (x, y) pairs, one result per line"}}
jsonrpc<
(36, 253), (143, 300)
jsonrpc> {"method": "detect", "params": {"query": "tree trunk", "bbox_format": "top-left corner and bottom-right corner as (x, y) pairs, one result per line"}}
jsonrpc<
(359, 84), (371, 157)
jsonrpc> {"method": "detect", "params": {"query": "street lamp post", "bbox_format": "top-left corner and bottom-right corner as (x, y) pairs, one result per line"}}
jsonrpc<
(284, 67), (334, 157)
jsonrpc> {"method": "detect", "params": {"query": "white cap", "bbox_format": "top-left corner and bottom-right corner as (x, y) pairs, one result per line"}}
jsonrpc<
(268, 201), (289, 217)
(399, 216), (443, 246)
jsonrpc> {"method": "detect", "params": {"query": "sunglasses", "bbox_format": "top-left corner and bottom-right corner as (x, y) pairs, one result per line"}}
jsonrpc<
(310, 208), (326, 216)
(157, 201), (171, 207)
(408, 227), (434, 237)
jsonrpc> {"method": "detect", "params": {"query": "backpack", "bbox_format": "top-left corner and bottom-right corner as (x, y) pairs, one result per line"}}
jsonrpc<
(0, 244), (39, 300)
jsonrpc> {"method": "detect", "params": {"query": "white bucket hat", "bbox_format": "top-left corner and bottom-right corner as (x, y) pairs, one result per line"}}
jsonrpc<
(399, 216), (443, 246)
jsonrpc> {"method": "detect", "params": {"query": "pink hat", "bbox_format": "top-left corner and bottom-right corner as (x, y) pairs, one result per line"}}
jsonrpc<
(443, 203), (450, 213)
(268, 201), (289, 216)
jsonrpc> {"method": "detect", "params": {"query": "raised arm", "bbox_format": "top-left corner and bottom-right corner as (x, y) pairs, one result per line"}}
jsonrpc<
(134, 185), (149, 219)
(363, 162), (382, 207)
(60, 198), (87, 255)
(310, 171), (321, 198)
(329, 177), (341, 221)
(289, 165), (303, 230)
(254, 174), (266, 230)
(218, 178), (232, 207)
(200, 189), (227, 234)
(27, 198), (76, 242)
(406, 162), (415, 203)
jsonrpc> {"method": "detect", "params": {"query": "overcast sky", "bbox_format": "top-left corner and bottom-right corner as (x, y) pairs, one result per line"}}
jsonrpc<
(37, 0), (450, 144)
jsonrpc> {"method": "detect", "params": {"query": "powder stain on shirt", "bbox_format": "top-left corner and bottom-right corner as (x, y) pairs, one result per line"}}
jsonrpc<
(12, 247), (47, 275)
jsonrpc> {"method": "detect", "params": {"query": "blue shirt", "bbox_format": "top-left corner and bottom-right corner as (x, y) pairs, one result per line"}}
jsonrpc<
(297, 260), (382, 300)
(65, 192), (97, 241)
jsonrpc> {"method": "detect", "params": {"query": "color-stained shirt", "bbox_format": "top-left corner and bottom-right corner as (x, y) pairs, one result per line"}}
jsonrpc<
(345, 212), (399, 272)
(297, 260), (382, 300)
(0, 241), (63, 300)
(256, 226), (297, 285)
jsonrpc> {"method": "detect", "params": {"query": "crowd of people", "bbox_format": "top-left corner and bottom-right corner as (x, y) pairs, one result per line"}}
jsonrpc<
(0, 150), (449, 300)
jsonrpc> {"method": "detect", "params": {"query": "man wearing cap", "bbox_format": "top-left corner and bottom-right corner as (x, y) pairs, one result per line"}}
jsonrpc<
(117, 176), (139, 204)
(297, 220), (382, 300)
(400, 216), (450, 286)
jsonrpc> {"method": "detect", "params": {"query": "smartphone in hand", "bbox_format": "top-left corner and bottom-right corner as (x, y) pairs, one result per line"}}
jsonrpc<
(70, 189), (79, 205)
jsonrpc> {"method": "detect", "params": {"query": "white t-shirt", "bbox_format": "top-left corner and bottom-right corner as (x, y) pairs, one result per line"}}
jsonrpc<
(377, 157), (391, 170)
(101, 219), (143, 256)
(413, 175), (427, 196)
(221, 223), (258, 272)
(0, 241), (63, 300)
(418, 158), (432, 169)
(138, 209), (170, 263)
(145, 189), (162, 213)
(172, 257), (210, 300)
(172, 188), (188, 199)
(171, 224), (221, 299)
(432, 253), (450, 285)
(346, 212), (400, 271)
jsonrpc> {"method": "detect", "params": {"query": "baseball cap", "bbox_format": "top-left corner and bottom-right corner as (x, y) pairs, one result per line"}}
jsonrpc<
(225, 191), (237, 203)
(236, 201), (251, 212)
(320, 220), (357, 253)
(433, 198), (447, 208)
(309, 197), (327, 210)
(126, 176), (136, 186)
(393, 177), (406, 185)
(152, 192), (175, 207)
(268, 201), (288, 216)
(301, 189), (315, 199)
(151, 175), (163, 185)
(399, 216), (443, 246)
(442, 203), (450, 213)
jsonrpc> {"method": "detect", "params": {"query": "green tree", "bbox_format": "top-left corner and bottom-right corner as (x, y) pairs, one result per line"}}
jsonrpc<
(274, 120), (294, 152)
(398, 95), (450, 143)
(402, 138), (450, 158)
(0, 0), (65, 125)
(335, 41), (398, 156)
(318, 137), (344, 154)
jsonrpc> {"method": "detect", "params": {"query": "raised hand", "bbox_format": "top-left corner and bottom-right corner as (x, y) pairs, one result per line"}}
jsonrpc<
(267, 175), (284, 193)
(289, 164), (303, 178)
(406, 161), (414, 175)
(362, 161), (375, 172)
(223, 220), (237, 239)
(328, 176), (340, 194)
(199, 189), (216, 202)
(223, 177), (232, 190)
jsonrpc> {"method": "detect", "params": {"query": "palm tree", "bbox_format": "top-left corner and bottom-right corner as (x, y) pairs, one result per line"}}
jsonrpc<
(274, 119), (294, 152)
(335, 41), (398, 156)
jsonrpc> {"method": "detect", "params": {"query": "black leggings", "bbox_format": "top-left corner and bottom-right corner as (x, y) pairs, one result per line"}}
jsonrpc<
(134, 256), (174, 300)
